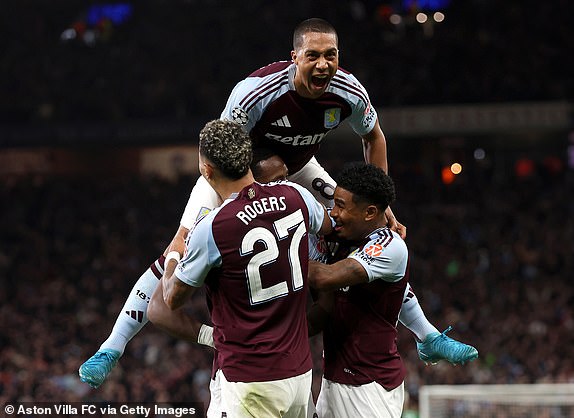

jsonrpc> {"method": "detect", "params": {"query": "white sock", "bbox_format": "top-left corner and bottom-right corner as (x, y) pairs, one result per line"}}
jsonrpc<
(99, 259), (163, 355)
(399, 283), (439, 341)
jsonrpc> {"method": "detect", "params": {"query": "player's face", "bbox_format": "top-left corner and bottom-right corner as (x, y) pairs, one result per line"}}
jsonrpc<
(330, 187), (371, 242)
(291, 32), (339, 99)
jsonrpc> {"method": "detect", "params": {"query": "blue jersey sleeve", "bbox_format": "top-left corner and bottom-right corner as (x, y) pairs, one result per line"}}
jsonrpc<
(174, 211), (222, 287)
(349, 230), (408, 283)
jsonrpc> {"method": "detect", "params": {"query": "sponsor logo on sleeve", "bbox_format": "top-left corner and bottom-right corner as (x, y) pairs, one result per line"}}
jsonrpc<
(363, 105), (375, 129)
(364, 244), (383, 257)
(353, 243), (383, 265)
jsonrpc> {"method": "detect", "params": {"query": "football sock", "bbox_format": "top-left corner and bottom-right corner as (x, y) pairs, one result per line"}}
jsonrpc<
(99, 260), (163, 355)
(399, 283), (439, 341)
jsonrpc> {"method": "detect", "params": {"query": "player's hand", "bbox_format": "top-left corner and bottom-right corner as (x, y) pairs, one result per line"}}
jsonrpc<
(385, 206), (407, 240)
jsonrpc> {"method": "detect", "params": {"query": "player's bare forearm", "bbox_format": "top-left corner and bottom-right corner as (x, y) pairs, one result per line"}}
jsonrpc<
(163, 259), (178, 282)
(162, 274), (193, 310)
(161, 225), (188, 281)
(148, 279), (202, 342)
(309, 259), (369, 291)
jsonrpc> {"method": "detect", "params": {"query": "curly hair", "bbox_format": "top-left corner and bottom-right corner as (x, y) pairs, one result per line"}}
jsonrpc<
(335, 162), (396, 211)
(199, 119), (253, 180)
(293, 18), (338, 50)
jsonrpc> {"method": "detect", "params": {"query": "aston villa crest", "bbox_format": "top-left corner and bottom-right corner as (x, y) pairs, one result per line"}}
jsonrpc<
(324, 108), (341, 129)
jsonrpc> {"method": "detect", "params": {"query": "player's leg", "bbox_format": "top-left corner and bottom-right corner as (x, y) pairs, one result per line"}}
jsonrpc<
(399, 283), (440, 341)
(78, 254), (169, 388)
(316, 378), (404, 418)
(287, 157), (336, 208)
(400, 284), (478, 365)
(79, 176), (221, 388)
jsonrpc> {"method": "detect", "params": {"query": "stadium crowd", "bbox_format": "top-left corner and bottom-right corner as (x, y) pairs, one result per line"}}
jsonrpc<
(1, 159), (572, 411)
(1, 0), (572, 125)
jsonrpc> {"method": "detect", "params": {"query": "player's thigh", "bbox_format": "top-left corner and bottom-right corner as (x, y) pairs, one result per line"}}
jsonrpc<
(179, 175), (221, 230)
(288, 157), (336, 207)
(316, 378), (404, 418)
(220, 370), (312, 418)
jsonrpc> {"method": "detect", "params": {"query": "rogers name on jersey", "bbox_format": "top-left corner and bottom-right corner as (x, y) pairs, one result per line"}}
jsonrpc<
(265, 132), (327, 146)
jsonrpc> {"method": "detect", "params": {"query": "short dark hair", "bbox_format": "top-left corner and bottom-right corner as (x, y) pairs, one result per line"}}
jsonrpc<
(335, 162), (396, 211)
(293, 18), (338, 50)
(250, 147), (277, 179)
(199, 119), (252, 180)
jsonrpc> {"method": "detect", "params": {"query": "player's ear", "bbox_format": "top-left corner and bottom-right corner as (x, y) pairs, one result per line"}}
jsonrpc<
(202, 160), (215, 181)
(291, 49), (297, 62)
(364, 204), (378, 222)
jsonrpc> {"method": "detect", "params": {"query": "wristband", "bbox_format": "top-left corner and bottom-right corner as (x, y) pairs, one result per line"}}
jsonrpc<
(197, 324), (214, 348)
(164, 251), (181, 269)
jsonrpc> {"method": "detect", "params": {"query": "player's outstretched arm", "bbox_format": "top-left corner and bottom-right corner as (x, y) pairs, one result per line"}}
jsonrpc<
(308, 258), (369, 292)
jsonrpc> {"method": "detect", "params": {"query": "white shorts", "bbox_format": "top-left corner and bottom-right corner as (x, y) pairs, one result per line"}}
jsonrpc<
(316, 378), (404, 418)
(207, 369), (313, 418)
(287, 157), (336, 208)
(206, 373), (223, 418)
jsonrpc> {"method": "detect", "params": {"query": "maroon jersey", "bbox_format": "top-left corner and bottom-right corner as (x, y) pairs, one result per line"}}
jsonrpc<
(322, 228), (409, 390)
(221, 61), (378, 174)
(175, 181), (326, 382)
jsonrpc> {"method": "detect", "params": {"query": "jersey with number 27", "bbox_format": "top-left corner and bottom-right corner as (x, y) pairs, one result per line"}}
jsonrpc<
(175, 181), (325, 383)
(221, 61), (378, 174)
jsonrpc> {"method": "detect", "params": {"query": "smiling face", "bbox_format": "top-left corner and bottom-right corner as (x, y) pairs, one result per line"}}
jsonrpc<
(291, 31), (339, 99)
(330, 186), (374, 242)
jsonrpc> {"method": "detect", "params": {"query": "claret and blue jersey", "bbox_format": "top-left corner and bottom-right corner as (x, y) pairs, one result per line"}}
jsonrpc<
(222, 61), (378, 174)
(175, 181), (325, 383)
